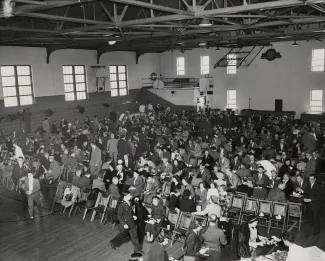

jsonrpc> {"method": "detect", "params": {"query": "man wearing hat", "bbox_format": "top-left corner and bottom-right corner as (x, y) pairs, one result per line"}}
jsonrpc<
(110, 192), (142, 254)
(23, 171), (42, 219)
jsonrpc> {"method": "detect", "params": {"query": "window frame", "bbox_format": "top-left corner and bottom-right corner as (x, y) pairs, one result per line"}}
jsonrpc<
(227, 89), (237, 109)
(200, 55), (210, 75)
(109, 65), (128, 97)
(176, 56), (185, 76)
(311, 49), (325, 72)
(62, 65), (88, 101)
(227, 54), (237, 75)
(310, 90), (323, 112)
(1, 65), (35, 107)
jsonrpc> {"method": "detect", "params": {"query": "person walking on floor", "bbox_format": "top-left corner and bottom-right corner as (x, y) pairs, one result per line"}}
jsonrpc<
(23, 171), (42, 219)
(110, 192), (142, 254)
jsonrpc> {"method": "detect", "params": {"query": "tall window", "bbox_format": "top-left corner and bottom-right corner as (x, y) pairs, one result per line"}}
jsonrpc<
(311, 49), (325, 72)
(200, 56), (209, 75)
(1, 65), (34, 107)
(227, 54), (237, 74)
(63, 65), (87, 101)
(176, 57), (185, 75)
(109, 65), (128, 97)
(310, 90), (323, 112)
(227, 90), (236, 109)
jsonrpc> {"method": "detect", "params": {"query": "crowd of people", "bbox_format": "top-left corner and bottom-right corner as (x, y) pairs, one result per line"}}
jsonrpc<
(0, 102), (324, 261)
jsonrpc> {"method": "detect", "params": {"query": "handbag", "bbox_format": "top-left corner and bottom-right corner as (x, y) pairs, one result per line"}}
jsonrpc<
(65, 193), (73, 201)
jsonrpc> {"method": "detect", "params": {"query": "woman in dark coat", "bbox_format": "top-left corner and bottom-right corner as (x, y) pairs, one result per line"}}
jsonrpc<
(133, 197), (149, 245)
(145, 196), (165, 242)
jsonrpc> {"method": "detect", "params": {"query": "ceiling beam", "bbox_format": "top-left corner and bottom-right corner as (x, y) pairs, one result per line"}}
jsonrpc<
(195, 0), (325, 17)
(106, 0), (193, 15)
(12, 0), (47, 5)
(308, 3), (325, 14)
(99, 1), (115, 22)
(20, 12), (116, 26)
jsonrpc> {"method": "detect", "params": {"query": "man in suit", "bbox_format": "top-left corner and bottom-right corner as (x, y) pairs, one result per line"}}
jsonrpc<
(201, 214), (227, 261)
(107, 133), (118, 165)
(23, 172), (42, 219)
(110, 193), (142, 253)
(117, 135), (132, 160)
(123, 154), (134, 180)
(275, 138), (288, 153)
(219, 153), (230, 172)
(46, 155), (61, 182)
(128, 171), (145, 197)
(302, 129), (317, 153)
(293, 174), (309, 195)
(197, 164), (212, 185)
(304, 152), (316, 177)
(267, 183), (286, 203)
(248, 139), (259, 153)
(90, 141), (102, 175)
(304, 174), (323, 234)
(282, 173), (294, 199)
(313, 151), (323, 173)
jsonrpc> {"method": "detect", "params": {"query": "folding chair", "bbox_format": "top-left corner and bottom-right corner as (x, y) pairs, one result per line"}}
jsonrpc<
(170, 212), (192, 245)
(90, 193), (110, 222)
(257, 200), (273, 230)
(102, 196), (119, 225)
(51, 181), (70, 212)
(160, 208), (180, 239)
(236, 192), (248, 197)
(240, 197), (259, 224)
(72, 189), (91, 217)
(269, 202), (287, 233)
(192, 215), (208, 227)
(287, 202), (303, 231)
(228, 195), (245, 225)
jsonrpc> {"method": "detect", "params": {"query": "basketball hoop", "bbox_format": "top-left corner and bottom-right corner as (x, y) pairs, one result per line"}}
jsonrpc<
(91, 65), (109, 92)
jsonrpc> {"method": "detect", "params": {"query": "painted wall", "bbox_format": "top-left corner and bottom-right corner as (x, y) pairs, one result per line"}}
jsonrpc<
(0, 47), (159, 114)
(149, 88), (200, 106)
(159, 41), (325, 116)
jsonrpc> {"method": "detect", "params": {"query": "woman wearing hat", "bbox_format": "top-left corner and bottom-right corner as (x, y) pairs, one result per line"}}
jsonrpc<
(237, 216), (268, 259)
(251, 165), (269, 199)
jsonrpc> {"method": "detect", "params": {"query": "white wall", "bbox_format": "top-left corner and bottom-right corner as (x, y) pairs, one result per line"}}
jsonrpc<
(0, 47), (160, 99)
(159, 41), (325, 115)
(149, 88), (200, 106)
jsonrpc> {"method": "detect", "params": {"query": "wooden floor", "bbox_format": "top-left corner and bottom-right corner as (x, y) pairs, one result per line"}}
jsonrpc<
(0, 186), (324, 261)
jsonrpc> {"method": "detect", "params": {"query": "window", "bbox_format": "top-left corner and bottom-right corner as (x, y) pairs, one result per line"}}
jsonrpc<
(227, 54), (237, 74)
(200, 56), (209, 75)
(227, 90), (236, 109)
(311, 49), (325, 72)
(63, 65), (87, 101)
(1, 65), (34, 107)
(176, 57), (185, 75)
(109, 65), (128, 97)
(310, 90), (323, 112)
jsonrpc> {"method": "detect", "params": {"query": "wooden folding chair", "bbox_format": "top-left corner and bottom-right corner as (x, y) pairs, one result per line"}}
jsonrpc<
(160, 208), (180, 239)
(228, 195), (245, 225)
(241, 197), (259, 224)
(287, 202), (303, 231)
(170, 212), (192, 245)
(102, 196), (119, 225)
(51, 181), (70, 212)
(90, 193), (110, 222)
(192, 215), (208, 227)
(269, 202), (287, 233)
(257, 200), (273, 230)
(72, 189), (91, 217)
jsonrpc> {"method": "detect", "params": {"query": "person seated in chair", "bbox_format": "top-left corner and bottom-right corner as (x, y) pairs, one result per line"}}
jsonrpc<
(237, 177), (253, 197)
(128, 171), (145, 197)
(92, 171), (107, 192)
(282, 173), (293, 199)
(179, 189), (196, 213)
(145, 196), (165, 242)
(267, 183), (286, 203)
(79, 172), (92, 191)
(46, 155), (61, 184)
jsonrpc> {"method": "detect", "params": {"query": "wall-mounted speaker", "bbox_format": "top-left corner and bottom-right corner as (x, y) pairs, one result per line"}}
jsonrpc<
(200, 91), (204, 95)
(207, 91), (213, 95)
(171, 91), (175, 94)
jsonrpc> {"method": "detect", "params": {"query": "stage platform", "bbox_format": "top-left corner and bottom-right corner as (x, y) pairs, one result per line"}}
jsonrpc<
(240, 109), (295, 117)
(0, 187), (324, 261)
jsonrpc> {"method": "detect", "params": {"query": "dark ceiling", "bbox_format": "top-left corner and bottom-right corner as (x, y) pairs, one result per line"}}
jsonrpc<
(2, 0), (325, 59)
